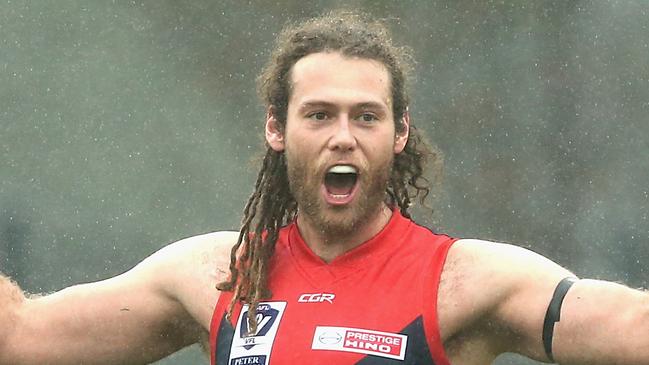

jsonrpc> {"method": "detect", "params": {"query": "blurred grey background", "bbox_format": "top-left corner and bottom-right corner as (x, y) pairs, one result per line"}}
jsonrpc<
(1, 1), (647, 364)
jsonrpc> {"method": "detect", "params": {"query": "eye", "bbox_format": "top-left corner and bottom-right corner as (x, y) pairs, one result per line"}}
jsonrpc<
(308, 111), (328, 121)
(358, 112), (378, 123)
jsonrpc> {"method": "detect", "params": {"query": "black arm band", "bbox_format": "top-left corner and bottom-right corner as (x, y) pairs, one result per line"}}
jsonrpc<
(542, 277), (577, 363)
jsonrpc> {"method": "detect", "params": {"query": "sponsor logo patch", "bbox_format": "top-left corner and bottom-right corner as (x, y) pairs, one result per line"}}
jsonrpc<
(312, 326), (408, 360)
(229, 302), (286, 365)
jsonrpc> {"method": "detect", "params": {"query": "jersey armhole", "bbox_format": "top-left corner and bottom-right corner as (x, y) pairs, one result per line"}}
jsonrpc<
(422, 237), (457, 365)
(209, 289), (233, 365)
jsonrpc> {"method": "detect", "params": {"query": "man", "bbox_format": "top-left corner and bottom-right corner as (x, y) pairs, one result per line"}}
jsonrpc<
(1, 10), (647, 365)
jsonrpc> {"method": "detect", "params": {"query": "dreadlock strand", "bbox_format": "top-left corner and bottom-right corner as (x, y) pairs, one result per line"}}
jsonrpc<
(226, 277), (243, 321)
(234, 150), (291, 333)
(245, 236), (274, 333)
(246, 231), (277, 335)
(259, 228), (279, 298)
(217, 151), (275, 293)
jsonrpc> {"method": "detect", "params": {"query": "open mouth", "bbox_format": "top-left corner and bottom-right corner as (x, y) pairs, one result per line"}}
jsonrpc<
(323, 165), (358, 203)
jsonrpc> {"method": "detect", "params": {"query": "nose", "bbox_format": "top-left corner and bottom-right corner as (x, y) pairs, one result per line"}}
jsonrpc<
(327, 115), (357, 152)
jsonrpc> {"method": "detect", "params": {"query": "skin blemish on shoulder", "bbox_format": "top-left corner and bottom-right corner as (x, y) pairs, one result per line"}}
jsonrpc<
(209, 268), (228, 283)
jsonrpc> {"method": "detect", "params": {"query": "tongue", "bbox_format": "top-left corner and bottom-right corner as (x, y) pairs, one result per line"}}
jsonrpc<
(325, 173), (356, 195)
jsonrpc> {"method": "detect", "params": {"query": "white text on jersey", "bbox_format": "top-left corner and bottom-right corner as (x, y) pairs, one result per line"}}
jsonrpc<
(298, 293), (335, 303)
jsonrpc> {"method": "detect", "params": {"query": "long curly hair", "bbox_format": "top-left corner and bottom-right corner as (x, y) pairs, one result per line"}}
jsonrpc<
(216, 10), (440, 333)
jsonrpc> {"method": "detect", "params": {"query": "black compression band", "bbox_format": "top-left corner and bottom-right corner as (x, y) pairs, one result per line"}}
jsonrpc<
(542, 277), (577, 363)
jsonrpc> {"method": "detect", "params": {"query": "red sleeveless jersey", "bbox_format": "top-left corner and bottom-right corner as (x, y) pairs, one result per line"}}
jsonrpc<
(210, 210), (457, 365)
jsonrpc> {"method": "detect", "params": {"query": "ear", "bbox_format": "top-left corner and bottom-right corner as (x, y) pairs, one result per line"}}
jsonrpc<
(394, 108), (410, 154)
(265, 106), (285, 152)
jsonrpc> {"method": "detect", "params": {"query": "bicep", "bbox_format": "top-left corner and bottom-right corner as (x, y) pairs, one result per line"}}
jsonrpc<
(447, 240), (575, 361)
(489, 244), (575, 361)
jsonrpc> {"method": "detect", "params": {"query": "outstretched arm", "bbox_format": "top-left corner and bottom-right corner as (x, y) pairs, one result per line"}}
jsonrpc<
(0, 231), (236, 365)
(441, 239), (649, 365)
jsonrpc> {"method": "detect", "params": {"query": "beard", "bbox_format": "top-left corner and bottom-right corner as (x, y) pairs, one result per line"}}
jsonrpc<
(285, 152), (393, 238)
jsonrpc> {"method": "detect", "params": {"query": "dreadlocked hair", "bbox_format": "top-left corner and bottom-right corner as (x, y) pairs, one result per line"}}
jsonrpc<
(215, 149), (296, 333)
(216, 9), (440, 334)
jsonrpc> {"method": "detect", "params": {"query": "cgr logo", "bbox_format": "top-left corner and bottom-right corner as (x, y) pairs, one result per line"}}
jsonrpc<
(298, 293), (335, 303)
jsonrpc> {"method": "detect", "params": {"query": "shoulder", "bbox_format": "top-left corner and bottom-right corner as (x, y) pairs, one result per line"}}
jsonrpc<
(443, 238), (570, 279)
(144, 231), (238, 268)
(438, 238), (573, 344)
(443, 238), (573, 290)
(135, 230), (239, 284)
(134, 230), (240, 329)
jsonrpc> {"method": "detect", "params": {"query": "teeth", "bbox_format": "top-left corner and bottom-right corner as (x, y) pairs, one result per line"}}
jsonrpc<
(331, 194), (350, 198)
(328, 165), (357, 174)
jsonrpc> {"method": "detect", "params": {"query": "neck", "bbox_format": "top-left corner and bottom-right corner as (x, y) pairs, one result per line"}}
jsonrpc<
(296, 203), (394, 263)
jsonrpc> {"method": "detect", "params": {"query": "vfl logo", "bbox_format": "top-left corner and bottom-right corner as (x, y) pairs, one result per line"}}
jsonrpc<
(229, 301), (286, 365)
(298, 293), (335, 303)
(239, 304), (278, 349)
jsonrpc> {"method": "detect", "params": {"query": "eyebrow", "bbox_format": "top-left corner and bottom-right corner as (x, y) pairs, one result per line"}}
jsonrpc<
(298, 101), (336, 111)
(298, 101), (389, 112)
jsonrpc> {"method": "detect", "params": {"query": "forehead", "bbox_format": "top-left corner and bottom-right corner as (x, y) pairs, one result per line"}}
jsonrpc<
(288, 52), (392, 109)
